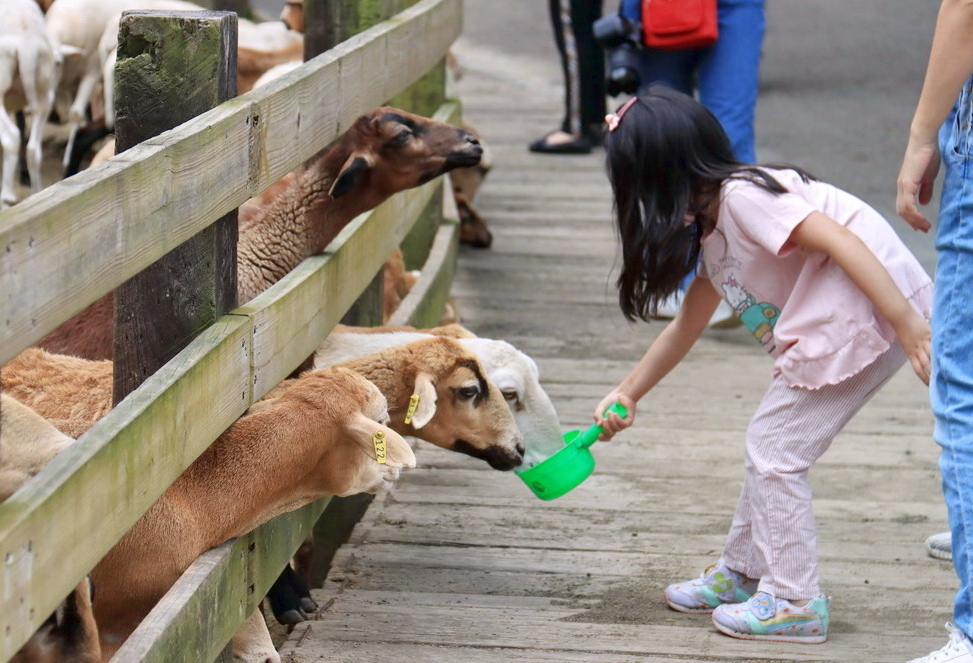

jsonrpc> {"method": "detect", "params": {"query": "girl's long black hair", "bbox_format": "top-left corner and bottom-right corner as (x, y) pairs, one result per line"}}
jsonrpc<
(604, 86), (813, 322)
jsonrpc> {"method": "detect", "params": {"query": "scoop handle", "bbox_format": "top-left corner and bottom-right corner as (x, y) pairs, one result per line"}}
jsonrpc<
(577, 402), (629, 449)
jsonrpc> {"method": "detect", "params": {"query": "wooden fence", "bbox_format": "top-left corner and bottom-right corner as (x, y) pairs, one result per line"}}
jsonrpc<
(0, 0), (463, 659)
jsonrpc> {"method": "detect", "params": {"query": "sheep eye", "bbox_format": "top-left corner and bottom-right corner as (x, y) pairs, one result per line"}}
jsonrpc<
(501, 390), (519, 403)
(456, 386), (479, 401)
(388, 129), (413, 147)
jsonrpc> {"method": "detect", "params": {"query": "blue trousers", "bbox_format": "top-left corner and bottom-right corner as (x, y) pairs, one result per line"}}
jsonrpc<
(934, 75), (973, 638)
(621, 0), (765, 163)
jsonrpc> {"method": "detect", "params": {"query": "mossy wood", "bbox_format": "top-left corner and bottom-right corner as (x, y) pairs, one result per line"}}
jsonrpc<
(113, 499), (328, 663)
(113, 10), (240, 400)
(0, 317), (252, 659)
(0, 167), (443, 657)
(120, 178), (462, 659)
(0, 0), (461, 367)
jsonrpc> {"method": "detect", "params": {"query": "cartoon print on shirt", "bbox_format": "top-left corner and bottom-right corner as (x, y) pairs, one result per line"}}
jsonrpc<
(721, 276), (780, 349)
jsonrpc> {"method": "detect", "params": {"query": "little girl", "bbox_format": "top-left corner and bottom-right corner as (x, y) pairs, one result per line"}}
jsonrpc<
(595, 87), (933, 644)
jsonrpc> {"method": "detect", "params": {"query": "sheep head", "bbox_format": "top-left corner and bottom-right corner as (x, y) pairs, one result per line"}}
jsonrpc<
(337, 337), (525, 471)
(327, 107), (482, 201)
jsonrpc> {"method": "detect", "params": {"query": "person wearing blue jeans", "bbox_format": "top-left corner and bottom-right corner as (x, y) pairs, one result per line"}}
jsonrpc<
(621, 0), (765, 325)
(897, 1), (973, 660)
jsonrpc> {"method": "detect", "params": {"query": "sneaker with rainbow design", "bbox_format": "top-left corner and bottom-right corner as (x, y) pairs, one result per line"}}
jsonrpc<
(711, 591), (829, 644)
(663, 560), (759, 614)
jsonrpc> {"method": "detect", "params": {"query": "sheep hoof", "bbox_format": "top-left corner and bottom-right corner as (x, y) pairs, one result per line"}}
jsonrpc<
(276, 609), (306, 625)
(299, 597), (318, 614)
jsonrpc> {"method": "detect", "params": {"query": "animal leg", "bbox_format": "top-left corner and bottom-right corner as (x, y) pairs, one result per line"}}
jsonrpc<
(230, 607), (280, 663)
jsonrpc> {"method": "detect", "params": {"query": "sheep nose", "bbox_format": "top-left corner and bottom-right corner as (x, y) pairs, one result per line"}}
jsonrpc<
(461, 130), (480, 146)
(516, 442), (525, 456)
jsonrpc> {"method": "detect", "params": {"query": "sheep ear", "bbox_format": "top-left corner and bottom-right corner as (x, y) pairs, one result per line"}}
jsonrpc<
(405, 373), (438, 430)
(329, 153), (374, 198)
(349, 417), (417, 468)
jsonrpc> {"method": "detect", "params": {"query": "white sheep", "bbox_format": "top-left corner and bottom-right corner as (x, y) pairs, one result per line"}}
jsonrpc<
(97, 2), (306, 129)
(0, 0), (58, 209)
(316, 325), (567, 466)
(43, 0), (132, 173)
(37, 107), (483, 360)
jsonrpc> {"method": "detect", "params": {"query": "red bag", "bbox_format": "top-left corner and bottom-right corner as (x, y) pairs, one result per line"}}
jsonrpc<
(641, 0), (719, 50)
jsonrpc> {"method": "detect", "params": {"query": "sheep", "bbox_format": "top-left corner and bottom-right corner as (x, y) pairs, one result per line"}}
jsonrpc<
(0, 393), (74, 500)
(2, 355), (414, 662)
(97, 3), (306, 129)
(36, 107), (483, 360)
(1, 348), (113, 439)
(8, 577), (101, 663)
(0, 0), (58, 209)
(0, 394), (102, 663)
(316, 324), (566, 467)
(43, 0), (131, 174)
(235, 19), (305, 94)
(88, 366), (413, 661)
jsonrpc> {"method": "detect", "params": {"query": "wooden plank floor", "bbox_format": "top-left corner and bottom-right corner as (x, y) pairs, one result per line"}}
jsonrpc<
(279, 40), (954, 663)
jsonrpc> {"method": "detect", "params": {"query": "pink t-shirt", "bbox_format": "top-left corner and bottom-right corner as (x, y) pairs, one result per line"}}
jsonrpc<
(698, 168), (933, 389)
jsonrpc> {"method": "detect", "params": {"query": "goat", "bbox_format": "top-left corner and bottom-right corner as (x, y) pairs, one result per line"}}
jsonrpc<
(317, 324), (566, 466)
(97, 4), (306, 129)
(1, 348), (113, 439)
(35, 107), (482, 360)
(1, 394), (101, 663)
(259, 335), (524, 471)
(0, 0), (58, 209)
(82, 365), (411, 661)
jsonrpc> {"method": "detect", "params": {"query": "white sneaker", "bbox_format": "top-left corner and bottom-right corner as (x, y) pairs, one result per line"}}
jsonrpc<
(927, 532), (953, 561)
(908, 623), (973, 663)
(654, 292), (684, 319)
(709, 299), (742, 329)
(653, 292), (741, 329)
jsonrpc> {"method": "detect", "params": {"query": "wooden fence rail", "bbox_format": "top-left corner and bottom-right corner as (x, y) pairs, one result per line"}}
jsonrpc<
(0, 0), (462, 659)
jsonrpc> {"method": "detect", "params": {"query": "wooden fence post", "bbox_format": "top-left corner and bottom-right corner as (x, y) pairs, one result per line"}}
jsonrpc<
(112, 10), (239, 403)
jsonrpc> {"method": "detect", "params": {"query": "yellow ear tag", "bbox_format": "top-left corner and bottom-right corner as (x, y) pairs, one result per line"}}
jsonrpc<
(403, 393), (420, 425)
(373, 430), (387, 464)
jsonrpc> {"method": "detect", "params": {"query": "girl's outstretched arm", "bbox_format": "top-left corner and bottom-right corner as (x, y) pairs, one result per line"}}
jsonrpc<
(789, 211), (932, 384)
(595, 277), (722, 440)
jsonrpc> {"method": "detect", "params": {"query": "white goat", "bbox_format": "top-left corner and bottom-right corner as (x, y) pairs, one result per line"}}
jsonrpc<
(43, 0), (131, 172)
(315, 326), (565, 466)
(0, 0), (58, 209)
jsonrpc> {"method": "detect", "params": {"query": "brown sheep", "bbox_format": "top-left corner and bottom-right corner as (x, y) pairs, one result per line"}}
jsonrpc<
(261, 336), (525, 471)
(87, 366), (413, 661)
(1, 395), (101, 663)
(36, 107), (482, 360)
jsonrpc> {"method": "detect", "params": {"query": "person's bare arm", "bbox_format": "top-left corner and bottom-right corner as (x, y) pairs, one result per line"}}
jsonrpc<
(790, 211), (931, 384)
(595, 277), (722, 439)
(897, 0), (973, 230)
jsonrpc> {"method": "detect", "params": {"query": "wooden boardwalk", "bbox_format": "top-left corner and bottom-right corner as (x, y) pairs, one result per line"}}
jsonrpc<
(279, 39), (954, 663)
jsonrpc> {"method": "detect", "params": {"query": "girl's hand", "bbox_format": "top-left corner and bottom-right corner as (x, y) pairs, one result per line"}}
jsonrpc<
(593, 393), (636, 441)
(896, 138), (940, 233)
(895, 312), (932, 386)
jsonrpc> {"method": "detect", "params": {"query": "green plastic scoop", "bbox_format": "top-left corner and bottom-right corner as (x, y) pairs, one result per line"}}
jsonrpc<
(515, 402), (629, 501)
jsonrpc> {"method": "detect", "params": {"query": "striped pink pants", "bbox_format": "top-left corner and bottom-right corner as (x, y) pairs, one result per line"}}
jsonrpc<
(721, 343), (907, 600)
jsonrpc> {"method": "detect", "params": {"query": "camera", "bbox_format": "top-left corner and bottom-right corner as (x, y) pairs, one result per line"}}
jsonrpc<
(593, 13), (643, 97)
